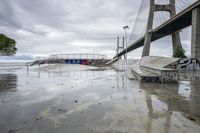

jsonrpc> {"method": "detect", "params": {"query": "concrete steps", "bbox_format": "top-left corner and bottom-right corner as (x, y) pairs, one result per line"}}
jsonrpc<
(131, 56), (179, 83)
(131, 66), (161, 83)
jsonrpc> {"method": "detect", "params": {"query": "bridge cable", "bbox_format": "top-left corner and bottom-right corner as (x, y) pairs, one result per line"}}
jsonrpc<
(128, 0), (148, 45)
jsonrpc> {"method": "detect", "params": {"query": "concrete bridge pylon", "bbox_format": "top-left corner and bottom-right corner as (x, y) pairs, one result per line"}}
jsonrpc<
(142, 0), (182, 57)
(116, 37), (126, 59)
(191, 7), (200, 59)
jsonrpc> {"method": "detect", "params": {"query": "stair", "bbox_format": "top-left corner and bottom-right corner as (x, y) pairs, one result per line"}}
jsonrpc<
(131, 66), (161, 83)
(131, 56), (179, 83)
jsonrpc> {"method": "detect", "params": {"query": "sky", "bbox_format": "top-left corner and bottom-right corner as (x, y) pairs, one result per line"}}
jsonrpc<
(0, 0), (194, 60)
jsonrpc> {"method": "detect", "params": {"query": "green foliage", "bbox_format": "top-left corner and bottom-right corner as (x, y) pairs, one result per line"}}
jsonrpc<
(0, 34), (17, 56)
(173, 45), (186, 58)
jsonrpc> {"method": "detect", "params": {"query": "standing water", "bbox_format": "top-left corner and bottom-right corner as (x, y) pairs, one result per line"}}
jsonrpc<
(0, 63), (200, 133)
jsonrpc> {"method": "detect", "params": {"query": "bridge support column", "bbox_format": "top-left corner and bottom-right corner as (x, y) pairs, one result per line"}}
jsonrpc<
(170, 0), (182, 56)
(116, 37), (120, 58)
(142, 0), (155, 57)
(191, 7), (200, 59)
(116, 37), (124, 59)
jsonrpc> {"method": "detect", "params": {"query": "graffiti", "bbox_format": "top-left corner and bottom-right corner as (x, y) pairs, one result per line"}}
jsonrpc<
(177, 58), (200, 71)
(142, 77), (161, 83)
(161, 71), (178, 82)
(65, 59), (90, 65)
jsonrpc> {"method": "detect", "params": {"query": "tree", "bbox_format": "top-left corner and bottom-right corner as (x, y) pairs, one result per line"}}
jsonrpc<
(173, 45), (186, 58)
(0, 34), (17, 56)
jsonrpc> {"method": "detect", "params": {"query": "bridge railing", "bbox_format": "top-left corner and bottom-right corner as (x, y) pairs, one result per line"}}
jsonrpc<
(36, 54), (107, 61)
(35, 56), (49, 61)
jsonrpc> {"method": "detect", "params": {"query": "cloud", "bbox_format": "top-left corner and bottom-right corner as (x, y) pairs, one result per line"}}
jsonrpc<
(0, 0), (193, 59)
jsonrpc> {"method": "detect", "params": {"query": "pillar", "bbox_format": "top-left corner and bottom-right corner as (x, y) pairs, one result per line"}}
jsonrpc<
(170, 0), (182, 56)
(116, 37), (119, 58)
(191, 7), (200, 59)
(142, 0), (155, 57)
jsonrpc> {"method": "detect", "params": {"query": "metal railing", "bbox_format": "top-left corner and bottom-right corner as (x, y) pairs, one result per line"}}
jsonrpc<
(36, 53), (107, 61)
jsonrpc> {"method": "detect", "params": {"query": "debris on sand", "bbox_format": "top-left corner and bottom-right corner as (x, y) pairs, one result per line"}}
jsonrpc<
(7, 129), (17, 133)
(58, 108), (68, 113)
(35, 117), (43, 121)
(185, 114), (196, 122)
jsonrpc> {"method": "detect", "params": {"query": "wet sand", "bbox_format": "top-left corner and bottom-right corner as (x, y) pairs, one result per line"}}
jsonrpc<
(0, 64), (200, 133)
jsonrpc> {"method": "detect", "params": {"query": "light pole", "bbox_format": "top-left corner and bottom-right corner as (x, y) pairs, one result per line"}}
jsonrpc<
(123, 25), (129, 69)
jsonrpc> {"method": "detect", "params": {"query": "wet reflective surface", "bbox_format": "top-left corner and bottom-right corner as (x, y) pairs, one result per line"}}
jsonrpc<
(0, 65), (200, 133)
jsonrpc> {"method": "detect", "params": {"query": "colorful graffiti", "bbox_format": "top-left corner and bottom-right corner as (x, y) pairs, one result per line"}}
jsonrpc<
(177, 58), (200, 71)
(64, 59), (95, 65)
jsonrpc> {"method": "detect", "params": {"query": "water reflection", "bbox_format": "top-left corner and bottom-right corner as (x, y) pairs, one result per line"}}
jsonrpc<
(116, 71), (128, 99)
(0, 74), (17, 91)
(140, 81), (200, 132)
(28, 69), (106, 79)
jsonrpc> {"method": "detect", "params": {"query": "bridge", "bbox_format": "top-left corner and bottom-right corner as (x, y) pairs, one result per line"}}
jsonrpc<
(114, 0), (200, 59)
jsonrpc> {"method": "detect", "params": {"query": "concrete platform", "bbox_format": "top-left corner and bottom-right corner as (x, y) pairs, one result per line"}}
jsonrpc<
(131, 56), (179, 83)
(139, 56), (179, 68)
(131, 66), (161, 83)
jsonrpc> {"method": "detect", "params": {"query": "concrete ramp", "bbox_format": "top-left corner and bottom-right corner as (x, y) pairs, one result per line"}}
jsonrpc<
(140, 56), (179, 68)
(131, 56), (179, 83)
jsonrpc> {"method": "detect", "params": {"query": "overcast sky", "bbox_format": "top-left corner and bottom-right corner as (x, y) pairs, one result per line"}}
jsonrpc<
(0, 0), (193, 60)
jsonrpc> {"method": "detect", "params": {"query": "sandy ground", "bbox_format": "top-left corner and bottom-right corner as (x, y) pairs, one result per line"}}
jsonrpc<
(0, 64), (200, 133)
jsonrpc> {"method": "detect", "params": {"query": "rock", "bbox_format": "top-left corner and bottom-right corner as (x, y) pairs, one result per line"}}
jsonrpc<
(8, 130), (17, 133)
(35, 117), (43, 121)
(58, 109), (68, 112)
(185, 114), (196, 122)
(22, 121), (28, 124)
(187, 117), (196, 121)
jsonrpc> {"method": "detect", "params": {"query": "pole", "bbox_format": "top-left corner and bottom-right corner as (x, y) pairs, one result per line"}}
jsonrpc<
(116, 37), (119, 58)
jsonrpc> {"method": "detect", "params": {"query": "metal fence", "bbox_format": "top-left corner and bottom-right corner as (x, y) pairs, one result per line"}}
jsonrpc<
(36, 53), (107, 61)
